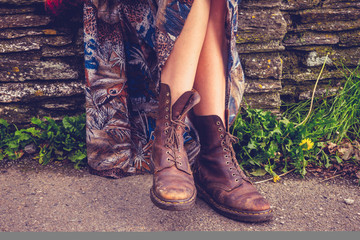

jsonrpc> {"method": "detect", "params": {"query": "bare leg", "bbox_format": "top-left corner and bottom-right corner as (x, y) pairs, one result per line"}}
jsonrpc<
(161, 0), (211, 105)
(193, 0), (227, 123)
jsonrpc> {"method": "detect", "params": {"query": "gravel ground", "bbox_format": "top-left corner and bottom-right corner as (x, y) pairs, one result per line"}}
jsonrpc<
(0, 157), (359, 232)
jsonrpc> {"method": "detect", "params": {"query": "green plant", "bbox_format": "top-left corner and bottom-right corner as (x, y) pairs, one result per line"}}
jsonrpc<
(0, 119), (40, 161)
(231, 65), (360, 179)
(284, 65), (360, 143)
(31, 114), (87, 169)
(231, 107), (319, 177)
(0, 114), (87, 169)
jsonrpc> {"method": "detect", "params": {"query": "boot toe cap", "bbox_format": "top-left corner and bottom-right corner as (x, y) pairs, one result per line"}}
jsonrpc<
(156, 185), (194, 201)
(230, 193), (271, 212)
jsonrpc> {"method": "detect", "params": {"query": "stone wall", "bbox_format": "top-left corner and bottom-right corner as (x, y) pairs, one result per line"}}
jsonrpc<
(1, 0), (360, 124)
(239, 0), (360, 111)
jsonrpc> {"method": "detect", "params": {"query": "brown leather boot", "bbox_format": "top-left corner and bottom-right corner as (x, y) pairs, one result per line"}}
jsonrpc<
(150, 83), (200, 211)
(192, 111), (273, 222)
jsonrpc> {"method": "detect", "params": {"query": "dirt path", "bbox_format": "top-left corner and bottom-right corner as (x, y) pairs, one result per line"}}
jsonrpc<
(0, 158), (359, 232)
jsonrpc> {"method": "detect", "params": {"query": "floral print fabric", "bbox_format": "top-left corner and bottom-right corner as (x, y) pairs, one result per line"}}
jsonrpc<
(83, 0), (245, 178)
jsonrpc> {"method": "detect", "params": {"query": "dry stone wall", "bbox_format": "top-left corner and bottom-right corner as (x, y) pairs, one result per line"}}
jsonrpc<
(1, 0), (360, 124)
(0, 0), (84, 124)
(239, 0), (360, 112)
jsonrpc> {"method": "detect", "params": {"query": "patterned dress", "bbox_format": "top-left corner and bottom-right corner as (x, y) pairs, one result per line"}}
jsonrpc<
(83, 0), (245, 178)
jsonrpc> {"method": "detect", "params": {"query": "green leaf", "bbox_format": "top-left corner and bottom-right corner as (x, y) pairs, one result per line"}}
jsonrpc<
(31, 117), (42, 126)
(250, 168), (268, 177)
(335, 155), (343, 164)
(0, 119), (9, 128)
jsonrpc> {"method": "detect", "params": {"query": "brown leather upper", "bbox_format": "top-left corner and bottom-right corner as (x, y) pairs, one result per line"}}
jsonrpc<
(193, 112), (271, 212)
(151, 83), (200, 201)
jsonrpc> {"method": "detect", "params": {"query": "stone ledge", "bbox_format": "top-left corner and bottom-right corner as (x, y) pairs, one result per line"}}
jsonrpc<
(0, 59), (79, 82)
(280, 0), (322, 11)
(283, 32), (339, 47)
(298, 8), (360, 24)
(0, 0), (43, 5)
(245, 79), (282, 93)
(0, 14), (51, 29)
(243, 92), (281, 110)
(0, 82), (84, 103)
(237, 40), (285, 54)
(240, 0), (282, 9)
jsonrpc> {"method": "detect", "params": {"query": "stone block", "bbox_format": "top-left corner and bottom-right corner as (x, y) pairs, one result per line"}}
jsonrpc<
(0, 14), (51, 29)
(241, 53), (283, 79)
(237, 8), (287, 43)
(243, 92), (281, 110)
(323, 0), (360, 9)
(297, 19), (360, 32)
(240, 0), (282, 9)
(0, 7), (35, 15)
(0, 60), (79, 82)
(301, 47), (360, 67)
(283, 68), (345, 82)
(0, 82), (84, 103)
(339, 30), (360, 47)
(237, 40), (285, 53)
(298, 85), (338, 100)
(0, 104), (35, 124)
(0, 0), (44, 5)
(0, 28), (44, 39)
(41, 46), (80, 57)
(0, 35), (73, 53)
(245, 79), (282, 93)
(298, 8), (360, 24)
(280, 51), (302, 73)
(40, 97), (85, 111)
(283, 32), (339, 47)
(280, 84), (297, 97)
(280, 0), (321, 10)
(0, 36), (42, 53)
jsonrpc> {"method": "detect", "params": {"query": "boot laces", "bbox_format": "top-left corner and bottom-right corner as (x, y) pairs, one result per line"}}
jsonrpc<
(164, 119), (189, 165)
(221, 132), (250, 182)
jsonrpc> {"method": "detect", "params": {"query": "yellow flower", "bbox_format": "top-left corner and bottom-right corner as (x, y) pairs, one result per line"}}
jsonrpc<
(273, 175), (281, 183)
(299, 138), (314, 151)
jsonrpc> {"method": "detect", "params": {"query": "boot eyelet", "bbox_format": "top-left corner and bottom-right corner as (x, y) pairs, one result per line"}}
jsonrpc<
(167, 158), (170, 162)
(166, 151), (170, 154)
(225, 155), (228, 158)
(165, 122), (169, 127)
(232, 173), (236, 176)
(235, 179), (239, 182)
(165, 115), (169, 119)
(178, 162), (182, 166)
(165, 107), (169, 111)
(166, 100), (169, 104)
(164, 130), (168, 134)
(220, 134), (224, 138)
(166, 92), (170, 96)
(218, 128), (222, 132)
(226, 161), (230, 165)
(229, 167), (233, 170)
(216, 121), (220, 125)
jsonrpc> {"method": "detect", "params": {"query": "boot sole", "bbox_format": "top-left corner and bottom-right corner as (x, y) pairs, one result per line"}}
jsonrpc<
(150, 187), (196, 211)
(196, 183), (273, 222)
